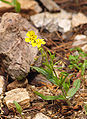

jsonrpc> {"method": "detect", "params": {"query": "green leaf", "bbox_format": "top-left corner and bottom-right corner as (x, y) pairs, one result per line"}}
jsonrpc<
(47, 50), (55, 63)
(63, 82), (70, 93)
(0, 0), (12, 5)
(70, 47), (82, 52)
(81, 62), (86, 76)
(42, 62), (53, 70)
(50, 54), (55, 61)
(78, 63), (82, 66)
(84, 104), (87, 115)
(12, 0), (21, 12)
(70, 48), (75, 51)
(59, 72), (69, 85)
(69, 55), (77, 61)
(54, 66), (62, 70)
(13, 101), (22, 114)
(73, 63), (80, 70)
(31, 66), (48, 77)
(67, 79), (80, 98)
(0, 0), (21, 12)
(68, 65), (73, 69)
(48, 50), (52, 56)
(31, 66), (59, 86)
(49, 75), (59, 86)
(15, 1), (21, 12)
(34, 91), (65, 100)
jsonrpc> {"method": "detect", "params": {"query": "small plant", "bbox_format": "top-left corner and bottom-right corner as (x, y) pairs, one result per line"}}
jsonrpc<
(84, 104), (87, 115)
(31, 54), (80, 105)
(25, 30), (81, 106)
(69, 47), (87, 76)
(0, 0), (21, 12)
(13, 101), (24, 119)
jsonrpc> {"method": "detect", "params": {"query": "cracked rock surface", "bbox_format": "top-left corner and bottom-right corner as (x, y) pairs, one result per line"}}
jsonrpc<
(0, 13), (39, 80)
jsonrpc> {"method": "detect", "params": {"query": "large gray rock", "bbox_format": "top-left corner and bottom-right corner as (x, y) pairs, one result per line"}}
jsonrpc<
(0, 13), (39, 80)
(30, 10), (72, 33)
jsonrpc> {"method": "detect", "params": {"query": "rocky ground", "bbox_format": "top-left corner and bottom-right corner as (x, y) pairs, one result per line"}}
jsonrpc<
(0, 0), (87, 119)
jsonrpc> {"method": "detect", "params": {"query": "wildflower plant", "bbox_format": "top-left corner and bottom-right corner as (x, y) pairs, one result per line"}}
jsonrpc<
(69, 47), (87, 76)
(25, 30), (81, 106)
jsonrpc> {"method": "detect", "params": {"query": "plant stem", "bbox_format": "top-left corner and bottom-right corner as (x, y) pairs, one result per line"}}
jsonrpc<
(61, 88), (71, 106)
(53, 66), (57, 77)
(21, 115), (24, 119)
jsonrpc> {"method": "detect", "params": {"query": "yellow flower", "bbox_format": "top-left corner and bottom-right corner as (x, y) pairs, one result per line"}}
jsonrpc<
(25, 30), (46, 48)
(35, 38), (46, 48)
(25, 30), (37, 42)
(31, 42), (37, 47)
(31, 38), (46, 48)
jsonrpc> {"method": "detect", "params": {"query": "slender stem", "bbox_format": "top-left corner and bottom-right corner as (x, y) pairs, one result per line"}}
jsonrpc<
(21, 115), (24, 119)
(61, 88), (66, 98)
(21, 113), (25, 119)
(52, 66), (58, 78)
(40, 48), (48, 64)
(61, 87), (71, 106)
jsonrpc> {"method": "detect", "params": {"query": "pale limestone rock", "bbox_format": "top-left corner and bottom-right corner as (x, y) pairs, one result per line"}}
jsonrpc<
(72, 13), (87, 28)
(0, 75), (5, 95)
(4, 88), (30, 110)
(30, 12), (55, 27)
(75, 35), (86, 40)
(82, 44), (87, 52)
(7, 78), (28, 90)
(30, 10), (72, 32)
(33, 113), (51, 119)
(26, 116), (31, 119)
(59, 10), (72, 19)
(40, 0), (60, 12)
(72, 34), (87, 46)
(30, 10), (72, 27)
(0, 0), (42, 13)
(72, 34), (87, 53)
(58, 19), (71, 33)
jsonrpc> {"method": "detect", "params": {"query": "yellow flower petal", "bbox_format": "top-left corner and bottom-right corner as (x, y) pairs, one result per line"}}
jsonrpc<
(31, 40), (35, 44)
(42, 41), (46, 45)
(25, 31), (46, 48)
(35, 38), (46, 47)
(26, 33), (30, 37)
(26, 31), (37, 42)
(25, 38), (31, 42)
(37, 43), (41, 48)
(29, 30), (35, 35)
(31, 42), (37, 47)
